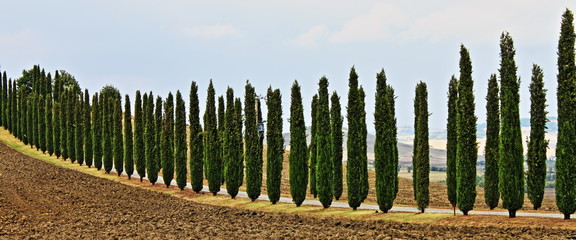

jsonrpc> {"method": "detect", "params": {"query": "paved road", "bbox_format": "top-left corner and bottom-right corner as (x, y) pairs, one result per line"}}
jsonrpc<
(121, 171), (565, 219)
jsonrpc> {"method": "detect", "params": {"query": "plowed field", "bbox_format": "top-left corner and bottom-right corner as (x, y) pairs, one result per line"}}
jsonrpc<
(0, 142), (574, 239)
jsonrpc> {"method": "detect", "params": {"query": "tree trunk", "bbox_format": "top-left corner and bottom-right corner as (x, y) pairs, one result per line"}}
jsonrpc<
(508, 210), (516, 218)
(564, 213), (571, 220)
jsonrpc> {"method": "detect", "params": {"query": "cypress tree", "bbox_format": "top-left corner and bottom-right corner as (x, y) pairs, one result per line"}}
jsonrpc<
(32, 94), (38, 149)
(245, 82), (261, 201)
(84, 90), (92, 168)
(266, 87), (284, 204)
(498, 32), (524, 218)
(0, 73), (4, 128)
(67, 90), (76, 163)
(227, 97), (244, 198)
(124, 94), (134, 179)
(189, 82), (204, 192)
(374, 69), (399, 213)
(60, 92), (68, 160)
(347, 66), (363, 210)
(21, 92), (29, 145)
(76, 93), (84, 165)
(205, 81), (221, 195)
(53, 97), (61, 158)
(162, 93), (175, 187)
(103, 96), (113, 174)
(218, 95), (225, 185)
(456, 45), (478, 215)
(46, 93), (54, 156)
(358, 87), (369, 202)
(527, 64), (548, 210)
(556, 9), (576, 220)
(27, 95), (34, 147)
(12, 81), (17, 136)
(2, 74), (6, 129)
(175, 91), (187, 190)
(289, 81), (308, 206)
(134, 91), (146, 181)
(315, 77), (333, 208)
(331, 91), (343, 201)
(5, 79), (11, 131)
(145, 92), (158, 184)
(155, 96), (163, 172)
(485, 74), (500, 209)
(413, 81), (430, 213)
(38, 95), (46, 153)
(224, 88), (240, 197)
(446, 75), (458, 211)
(309, 95), (318, 198)
(92, 93), (102, 170)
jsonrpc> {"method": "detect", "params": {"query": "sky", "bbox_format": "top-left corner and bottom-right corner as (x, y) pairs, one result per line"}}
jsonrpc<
(1, 0), (575, 132)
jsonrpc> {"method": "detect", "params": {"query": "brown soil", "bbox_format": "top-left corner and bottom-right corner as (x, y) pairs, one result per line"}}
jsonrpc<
(1, 143), (575, 239)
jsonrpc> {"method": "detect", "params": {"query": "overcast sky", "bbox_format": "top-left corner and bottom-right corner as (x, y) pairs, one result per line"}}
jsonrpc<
(1, 0), (575, 132)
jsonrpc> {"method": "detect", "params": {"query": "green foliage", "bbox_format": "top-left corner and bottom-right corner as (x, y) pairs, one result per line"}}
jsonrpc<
(413, 81), (430, 212)
(484, 74), (500, 209)
(456, 45), (477, 215)
(330, 91), (343, 201)
(175, 91), (187, 190)
(224, 88), (242, 198)
(145, 92), (158, 184)
(346, 66), (366, 210)
(446, 75), (458, 208)
(75, 92), (84, 165)
(113, 94), (123, 175)
(374, 69), (398, 213)
(289, 81), (308, 206)
(218, 95), (225, 185)
(189, 82), (204, 193)
(315, 77), (332, 208)
(155, 96), (163, 172)
(66, 91), (76, 162)
(527, 64), (548, 210)
(124, 94), (134, 178)
(498, 32), (524, 218)
(162, 93), (175, 187)
(556, 9), (576, 220)
(245, 82), (262, 201)
(266, 87), (284, 204)
(83, 90), (92, 167)
(204, 81), (221, 195)
(358, 87), (369, 203)
(38, 95), (46, 153)
(309, 94), (318, 198)
(134, 91), (146, 181)
(92, 93), (102, 170)
(102, 95), (113, 174)
(45, 93), (54, 156)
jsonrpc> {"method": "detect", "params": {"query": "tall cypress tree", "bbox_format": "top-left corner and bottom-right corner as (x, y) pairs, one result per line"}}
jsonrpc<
(498, 32), (524, 218)
(189, 82), (204, 192)
(60, 92), (68, 160)
(218, 95), (225, 185)
(315, 77), (333, 208)
(266, 87), (284, 204)
(67, 90), (76, 162)
(205, 81), (220, 195)
(124, 94), (134, 179)
(53, 99), (61, 158)
(2, 74), (6, 129)
(485, 74), (500, 209)
(145, 92), (158, 184)
(92, 93), (102, 170)
(413, 81), (430, 213)
(527, 64), (548, 210)
(456, 45), (477, 215)
(46, 93), (54, 156)
(290, 81), (308, 206)
(446, 75), (458, 211)
(38, 95), (46, 153)
(331, 92), (343, 201)
(5, 79), (10, 131)
(226, 97), (243, 198)
(103, 96), (113, 174)
(155, 96), (163, 172)
(374, 69), (398, 213)
(175, 91), (187, 190)
(84, 90), (92, 167)
(0, 72), (3, 128)
(309, 95), (318, 198)
(556, 9), (576, 220)
(134, 91), (146, 181)
(27, 95), (34, 147)
(358, 87), (369, 202)
(162, 93), (175, 187)
(245, 82), (261, 201)
(347, 66), (363, 210)
(76, 93), (84, 165)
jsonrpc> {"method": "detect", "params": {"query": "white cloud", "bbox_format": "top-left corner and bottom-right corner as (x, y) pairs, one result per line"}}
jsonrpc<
(328, 2), (408, 43)
(294, 25), (328, 46)
(182, 24), (241, 39)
